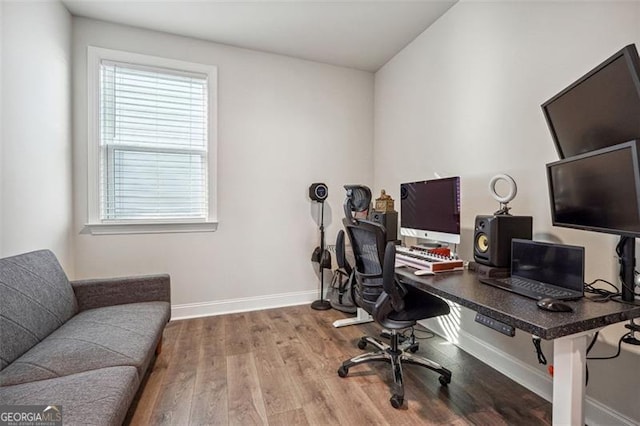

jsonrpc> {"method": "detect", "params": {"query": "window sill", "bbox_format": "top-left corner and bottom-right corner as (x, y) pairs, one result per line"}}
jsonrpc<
(83, 221), (218, 235)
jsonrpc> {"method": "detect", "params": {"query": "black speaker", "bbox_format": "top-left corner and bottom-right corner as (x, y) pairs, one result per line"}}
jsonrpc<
(473, 215), (533, 267)
(368, 210), (398, 242)
(309, 183), (328, 201)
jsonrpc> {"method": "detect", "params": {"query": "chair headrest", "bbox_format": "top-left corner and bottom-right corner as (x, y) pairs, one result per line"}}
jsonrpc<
(343, 185), (371, 221)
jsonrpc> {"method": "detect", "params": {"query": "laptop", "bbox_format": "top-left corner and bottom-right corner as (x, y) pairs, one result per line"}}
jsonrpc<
(479, 239), (584, 300)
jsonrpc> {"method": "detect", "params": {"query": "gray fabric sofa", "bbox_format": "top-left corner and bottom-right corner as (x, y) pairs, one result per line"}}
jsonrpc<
(0, 250), (171, 426)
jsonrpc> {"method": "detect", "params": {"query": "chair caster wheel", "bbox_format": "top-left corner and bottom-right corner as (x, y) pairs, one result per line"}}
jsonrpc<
(337, 366), (349, 378)
(390, 394), (403, 409)
(357, 338), (367, 350)
(439, 374), (451, 386)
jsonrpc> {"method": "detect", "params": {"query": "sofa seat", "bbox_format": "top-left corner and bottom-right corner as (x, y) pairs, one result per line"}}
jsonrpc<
(0, 301), (170, 386)
(0, 366), (139, 426)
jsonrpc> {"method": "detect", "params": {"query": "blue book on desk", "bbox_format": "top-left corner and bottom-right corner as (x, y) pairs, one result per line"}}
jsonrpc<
(479, 239), (584, 300)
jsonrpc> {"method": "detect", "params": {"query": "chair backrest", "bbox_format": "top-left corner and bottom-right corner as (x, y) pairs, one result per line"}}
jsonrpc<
(342, 218), (388, 313)
(341, 183), (405, 317)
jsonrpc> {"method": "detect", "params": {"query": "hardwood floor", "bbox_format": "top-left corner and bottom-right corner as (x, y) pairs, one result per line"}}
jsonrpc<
(127, 305), (552, 425)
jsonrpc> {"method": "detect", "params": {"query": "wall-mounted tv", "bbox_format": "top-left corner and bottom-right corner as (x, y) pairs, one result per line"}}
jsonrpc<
(542, 44), (640, 159)
(547, 140), (640, 237)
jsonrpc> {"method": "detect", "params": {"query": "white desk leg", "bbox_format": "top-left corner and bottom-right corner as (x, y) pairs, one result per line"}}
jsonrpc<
(332, 307), (373, 328)
(553, 333), (588, 426)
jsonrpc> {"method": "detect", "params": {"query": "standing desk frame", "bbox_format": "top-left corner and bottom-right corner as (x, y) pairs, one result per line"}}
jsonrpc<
(395, 268), (640, 426)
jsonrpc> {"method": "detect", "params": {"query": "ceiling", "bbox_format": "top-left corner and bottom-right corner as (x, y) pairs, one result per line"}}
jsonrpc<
(61, 0), (458, 72)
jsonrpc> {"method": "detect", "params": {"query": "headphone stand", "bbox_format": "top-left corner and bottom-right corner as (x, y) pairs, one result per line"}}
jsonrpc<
(312, 200), (331, 310)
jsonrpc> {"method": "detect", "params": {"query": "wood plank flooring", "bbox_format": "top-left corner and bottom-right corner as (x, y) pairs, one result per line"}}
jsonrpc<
(126, 305), (552, 425)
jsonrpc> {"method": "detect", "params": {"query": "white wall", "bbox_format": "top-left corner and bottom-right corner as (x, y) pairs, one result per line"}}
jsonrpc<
(72, 18), (374, 314)
(375, 1), (640, 423)
(1, 1), (73, 271)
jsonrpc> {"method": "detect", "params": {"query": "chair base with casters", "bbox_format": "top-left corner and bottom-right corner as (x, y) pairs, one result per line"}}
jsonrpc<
(336, 242), (453, 409)
(337, 326), (452, 408)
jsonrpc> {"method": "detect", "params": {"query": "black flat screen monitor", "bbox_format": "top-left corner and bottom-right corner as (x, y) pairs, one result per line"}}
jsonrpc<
(542, 44), (640, 158)
(400, 176), (461, 244)
(546, 140), (640, 237)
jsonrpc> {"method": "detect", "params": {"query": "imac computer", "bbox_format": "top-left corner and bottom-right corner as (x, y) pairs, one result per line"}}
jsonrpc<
(542, 44), (640, 159)
(400, 176), (461, 245)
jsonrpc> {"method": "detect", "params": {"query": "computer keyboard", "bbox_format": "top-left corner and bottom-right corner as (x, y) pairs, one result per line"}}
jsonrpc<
(395, 247), (464, 272)
(481, 277), (576, 300)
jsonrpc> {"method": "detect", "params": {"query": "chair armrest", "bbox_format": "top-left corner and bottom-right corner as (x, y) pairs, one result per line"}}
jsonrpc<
(383, 242), (406, 311)
(373, 292), (393, 324)
(71, 274), (171, 312)
(336, 230), (353, 275)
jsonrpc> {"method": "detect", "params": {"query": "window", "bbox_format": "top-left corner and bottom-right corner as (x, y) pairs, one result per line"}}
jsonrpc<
(87, 47), (217, 234)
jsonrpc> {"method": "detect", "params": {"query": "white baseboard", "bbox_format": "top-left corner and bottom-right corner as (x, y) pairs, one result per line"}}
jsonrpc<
(420, 318), (637, 426)
(584, 395), (639, 426)
(171, 290), (317, 320)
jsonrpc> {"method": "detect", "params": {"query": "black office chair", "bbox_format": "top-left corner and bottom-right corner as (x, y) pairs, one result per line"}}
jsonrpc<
(337, 187), (452, 408)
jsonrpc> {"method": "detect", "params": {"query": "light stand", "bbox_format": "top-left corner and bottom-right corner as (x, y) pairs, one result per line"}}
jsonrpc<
(311, 200), (331, 310)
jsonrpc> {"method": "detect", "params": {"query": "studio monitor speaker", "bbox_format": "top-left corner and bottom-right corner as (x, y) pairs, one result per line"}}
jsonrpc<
(473, 215), (532, 267)
(309, 183), (328, 201)
(368, 210), (398, 242)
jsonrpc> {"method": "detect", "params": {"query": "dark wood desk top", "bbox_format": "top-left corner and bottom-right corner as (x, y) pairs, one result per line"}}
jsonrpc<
(396, 267), (640, 340)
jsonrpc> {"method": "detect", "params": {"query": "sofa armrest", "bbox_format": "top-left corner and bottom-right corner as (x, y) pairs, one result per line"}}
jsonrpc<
(70, 274), (171, 312)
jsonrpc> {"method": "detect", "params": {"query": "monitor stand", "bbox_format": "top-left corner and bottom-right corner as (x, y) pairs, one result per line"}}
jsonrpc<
(619, 236), (636, 302)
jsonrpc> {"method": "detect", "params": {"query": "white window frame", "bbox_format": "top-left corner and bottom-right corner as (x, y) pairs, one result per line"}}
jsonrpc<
(86, 46), (218, 235)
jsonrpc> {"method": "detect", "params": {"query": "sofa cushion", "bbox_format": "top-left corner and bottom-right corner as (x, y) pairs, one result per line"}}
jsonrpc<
(0, 366), (138, 426)
(0, 301), (169, 386)
(0, 250), (78, 371)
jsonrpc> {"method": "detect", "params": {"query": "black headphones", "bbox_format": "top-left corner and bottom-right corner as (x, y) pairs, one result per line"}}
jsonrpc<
(311, 246), (332, 269)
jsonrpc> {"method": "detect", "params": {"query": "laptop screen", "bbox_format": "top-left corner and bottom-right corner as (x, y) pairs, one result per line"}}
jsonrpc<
(511, 239), (584, 293)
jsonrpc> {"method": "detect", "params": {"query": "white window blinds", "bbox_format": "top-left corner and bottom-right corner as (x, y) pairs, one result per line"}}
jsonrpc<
(99, 60), (208, 221)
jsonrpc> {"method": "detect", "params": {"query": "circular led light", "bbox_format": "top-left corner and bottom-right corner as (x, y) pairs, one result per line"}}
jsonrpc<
(489, 174), (517, 204)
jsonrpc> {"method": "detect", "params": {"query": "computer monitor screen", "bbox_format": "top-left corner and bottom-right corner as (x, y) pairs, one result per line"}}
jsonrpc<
(547, 140), (640, 237)
(400, 176), (461, 244)
(511, 239), (585, 294)
(542, 44), (640, 159)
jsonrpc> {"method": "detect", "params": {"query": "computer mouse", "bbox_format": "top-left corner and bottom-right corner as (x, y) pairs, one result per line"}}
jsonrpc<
(536, 298), (573, 312)
(414, 269), (435, 276)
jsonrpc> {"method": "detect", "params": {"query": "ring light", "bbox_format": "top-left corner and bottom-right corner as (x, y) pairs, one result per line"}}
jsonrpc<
(489, 174), (517, 204)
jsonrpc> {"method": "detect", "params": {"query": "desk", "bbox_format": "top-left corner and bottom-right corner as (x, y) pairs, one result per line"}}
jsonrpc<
(396, 267), (640, 426)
